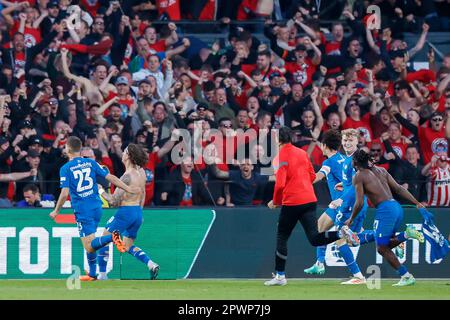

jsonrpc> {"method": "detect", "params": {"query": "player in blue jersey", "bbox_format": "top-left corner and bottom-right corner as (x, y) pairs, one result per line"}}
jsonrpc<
(304, 129), (347, 275)
(326, 129), (374, 284)
(49, 136), (139, 281)
(90, 143), (160, 280)
(347, 150), (425, 286)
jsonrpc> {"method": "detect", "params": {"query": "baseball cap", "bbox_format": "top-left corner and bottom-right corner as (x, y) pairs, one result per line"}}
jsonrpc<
(43, 139), (53, 148)
(86, 131), (97, 139)
(431, 111), (444, 118)
(48, 97), (58, 105)
(19, 120), (33, 130)
(196, 102), (209, 111)
(269, 72), (281, 80)
(295, 44), (307, 52)
(27, 149), (40, 158)
(136, 128), (146, 137)
(138, 79), (151, 86)
(390, 49), (406, 59)
(29, 135), (43, 146)
(47, 1), (59, 9)
(115, 76), (129, 86)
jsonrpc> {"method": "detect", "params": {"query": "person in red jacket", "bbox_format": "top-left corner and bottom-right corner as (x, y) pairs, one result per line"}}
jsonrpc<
(264, 127), (358, 286)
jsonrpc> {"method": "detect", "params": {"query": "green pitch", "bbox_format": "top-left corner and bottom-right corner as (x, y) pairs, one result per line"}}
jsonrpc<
(0, 280), (449, 300)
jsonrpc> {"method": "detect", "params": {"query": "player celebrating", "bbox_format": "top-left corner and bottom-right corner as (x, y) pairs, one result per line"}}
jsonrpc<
(347, 150), (425, 286)
(92, 143), (160, 280)
(265, 127), (358, 286)
(304, 129), (347, 275)
(49, 136), (138, 281)
(326, 129), (374, 284)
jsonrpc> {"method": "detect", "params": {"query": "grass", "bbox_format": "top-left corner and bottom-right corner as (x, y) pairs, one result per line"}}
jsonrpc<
(0, 279), (449, 300)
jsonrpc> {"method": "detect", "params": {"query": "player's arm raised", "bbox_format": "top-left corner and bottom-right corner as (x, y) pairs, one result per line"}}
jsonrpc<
(105, 173), (139, 194)
(345, 173), (364, 226)
(50, 187), (69, 219)
(385, 168), (424, 208)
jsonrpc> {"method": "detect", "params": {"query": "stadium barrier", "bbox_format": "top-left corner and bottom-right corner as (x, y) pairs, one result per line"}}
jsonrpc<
(0, 207), (448, 279)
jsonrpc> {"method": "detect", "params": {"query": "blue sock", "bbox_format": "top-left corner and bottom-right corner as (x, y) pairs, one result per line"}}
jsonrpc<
(397, 232), (407, 243)
(97, 246), (109, 273)
(316, 246), (326, 263)
(358, 230), (375, 245)
(276, 271), (285, 276)
(128, 245), (151, 265)
(91, 234), (113, 251)
(86, 252), (97, 277)
(397, 265), (408, 276)
(338, 244), (361, 276)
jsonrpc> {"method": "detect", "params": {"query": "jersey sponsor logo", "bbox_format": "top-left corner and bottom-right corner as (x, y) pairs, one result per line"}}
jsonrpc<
(293, 69), (308, 84)
(431, 138), (448, 154)
(357, 127), (371, 142)
(24, 34), (37, 48)
(69, 161), (93, 171)
(183, 184), (192, 201)
(145, 169), (154, 183)
(125, 43), (133, 58)
(390, 146), (403, 159)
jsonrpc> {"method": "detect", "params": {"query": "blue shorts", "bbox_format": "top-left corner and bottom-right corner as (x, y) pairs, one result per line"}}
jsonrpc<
(106, 206), (143, 240)
(75, 207), (102, 238)
(373, 199), (404, 246)
(335, 202), (368, 232)
(325, 207), (339, 222)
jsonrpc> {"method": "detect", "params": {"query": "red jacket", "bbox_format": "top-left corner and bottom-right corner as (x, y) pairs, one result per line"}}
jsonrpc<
(273, 143), (317, 206)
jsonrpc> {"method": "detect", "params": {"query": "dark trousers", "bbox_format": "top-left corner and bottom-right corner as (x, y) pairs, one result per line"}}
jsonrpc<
(275, 202), (340, 272)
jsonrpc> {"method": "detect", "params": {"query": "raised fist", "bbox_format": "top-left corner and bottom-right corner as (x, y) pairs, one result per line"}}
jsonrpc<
(168, 22), (177, 31)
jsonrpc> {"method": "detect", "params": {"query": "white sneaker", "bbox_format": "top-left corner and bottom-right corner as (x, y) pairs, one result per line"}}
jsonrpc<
(264, 273), (287, 286)
(97, 273), (108, 281)
(341, 276), (366, 285)
(148, 262), (159, 280)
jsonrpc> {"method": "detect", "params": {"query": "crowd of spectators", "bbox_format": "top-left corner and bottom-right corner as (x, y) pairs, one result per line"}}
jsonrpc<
(0, 0), (449, 208)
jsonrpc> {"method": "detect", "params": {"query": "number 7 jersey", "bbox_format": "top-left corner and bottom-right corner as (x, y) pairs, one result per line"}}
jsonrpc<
(60, 157), (108, 214)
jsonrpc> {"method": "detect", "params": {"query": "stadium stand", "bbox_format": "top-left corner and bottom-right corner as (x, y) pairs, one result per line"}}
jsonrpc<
(0, 0), (449, 208)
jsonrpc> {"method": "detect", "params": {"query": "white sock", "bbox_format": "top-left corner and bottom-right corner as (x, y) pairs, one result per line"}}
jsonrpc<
(316, 261), (324, 267)
(402, 272), (412, 278)
(354, 272), (364, 279)
(147, 260), (157, 269)
(98, 272), (107, 278)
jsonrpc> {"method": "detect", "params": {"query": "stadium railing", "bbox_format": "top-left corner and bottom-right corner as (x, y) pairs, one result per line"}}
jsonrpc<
(4, 179), (437, 207)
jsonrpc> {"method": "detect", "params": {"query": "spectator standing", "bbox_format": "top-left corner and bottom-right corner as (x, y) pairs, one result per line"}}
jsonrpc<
(422, 153), (450, 206)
